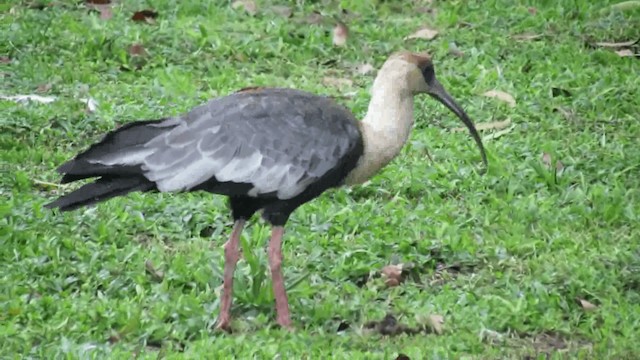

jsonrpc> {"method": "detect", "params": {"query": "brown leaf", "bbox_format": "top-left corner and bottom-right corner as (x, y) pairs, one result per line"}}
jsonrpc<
(322, 77), (353, 89)
(131, 9), (158, 23)
(512, 33), (544, 41)
(332, 22), (349, 47)
(232, 0), (257, 16)
(576, 298), (597, 311)
(86, 0), (112, 20)
(303, 11), (324, 25)
(426, 314), (444, 335)
(86, 0), (110, 4)
(593, 39), (639, 48)
(0, 56), (10, 64)
(448, 42), (465, 57)
(556, 160), (565, 173)
(482, 90), (516, 107)
(615, 49), (636, 57)
(145, 260), (164, 282)
(452, 118), (511, 132)
(128, 43), (147, 57)
(270, 5), (292, 18)
(36, 83), (52, 93)
(381, 264), (403, 287)
(541, 153), (552, 169)
(355, 63), (375, 75)
(404, 27), (439, 41)
(528, 7), (537, 15)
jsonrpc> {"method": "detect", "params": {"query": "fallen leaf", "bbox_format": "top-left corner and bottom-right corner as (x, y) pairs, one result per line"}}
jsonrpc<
(453, 118), (512, 132)
(482, 90), (516, 107)
(332, 22), (349, 47)
(232, 0), (257, 16)
(270, 5), (292, 18)
(426, 314), (444, 335)
(541, 153), (552, 169)
(355, 63), (375, 75)
(556, 160), (565, 174)
(80, 97), (99, 113)
(482, 125), (516, 142)
(322, 77), (353, 89)
(381, 264), (403, 287)
(86, 0), (112, 20)
(551, 87), (572, 98)
(593, 39), (639, 48)
(145, 260), (164, 282)
(131, 9), (158, 23)
(303, 11), (324, 24)
(448, 42), (465, 57)
(512, 33), (544, 41)
(576, 298), (597, 311)
(36, 83), (52, 93)
(0, 56), (10, 64)
(128, 43), (147, 57)
(404, 27), (439, 41)
(615, 49), (636, 57)
(528, 7), (538, 15)
(0, 95), (56, 104)
(602, 0), (640, 13)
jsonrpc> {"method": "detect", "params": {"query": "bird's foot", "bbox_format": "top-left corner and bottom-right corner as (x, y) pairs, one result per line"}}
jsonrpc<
(214, 317), (233, 333)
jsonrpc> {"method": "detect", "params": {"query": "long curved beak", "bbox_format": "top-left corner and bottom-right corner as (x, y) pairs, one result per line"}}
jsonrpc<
(428, 80), (488, 169)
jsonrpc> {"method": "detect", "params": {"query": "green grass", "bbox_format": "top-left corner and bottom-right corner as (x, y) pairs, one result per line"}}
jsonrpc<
(2, 0), (640, 358)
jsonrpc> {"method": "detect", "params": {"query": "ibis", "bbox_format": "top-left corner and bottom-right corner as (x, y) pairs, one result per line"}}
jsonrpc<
(45, 51), (487, 331)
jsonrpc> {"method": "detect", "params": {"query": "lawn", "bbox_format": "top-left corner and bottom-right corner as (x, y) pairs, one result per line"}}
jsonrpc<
(2, 0), (640, 358)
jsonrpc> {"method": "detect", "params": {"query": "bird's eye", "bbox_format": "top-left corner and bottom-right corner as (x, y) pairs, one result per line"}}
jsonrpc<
(421, 65), (435, 84)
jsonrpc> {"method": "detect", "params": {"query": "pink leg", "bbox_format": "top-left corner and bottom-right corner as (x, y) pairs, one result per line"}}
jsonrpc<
(268, 226), (292, 329)
(215, 219), (245, 331)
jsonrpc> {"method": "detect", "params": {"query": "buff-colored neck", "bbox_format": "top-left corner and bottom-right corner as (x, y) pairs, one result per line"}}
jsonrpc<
(344, 63), (416, 185)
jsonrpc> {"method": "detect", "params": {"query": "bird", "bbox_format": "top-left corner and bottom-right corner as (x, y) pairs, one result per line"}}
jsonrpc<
(44, 50), (488, 331)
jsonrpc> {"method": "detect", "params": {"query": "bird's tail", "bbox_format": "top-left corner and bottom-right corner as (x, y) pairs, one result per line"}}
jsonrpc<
(44, 176), (154, 211)
(45, 117), (179, 211)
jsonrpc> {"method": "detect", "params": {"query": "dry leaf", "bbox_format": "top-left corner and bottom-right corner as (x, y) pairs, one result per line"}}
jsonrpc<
(36, 83), (52, 93)
(448, 42), (464, 57)
(594, 39), (638, 48)
(128, 43), (147, 57)
(0, 56), (10, 64)
(482, 124), (515, 141)
(512, 33), (544, 41)
(0, 95), (57, 104)
(528, 7), (538, 15)
(86, 0), (112, 20)
(404, 27), (439, 41)
(355, 63), (375, 75)
(145, 260), (164, 282)
(80, 97), (99, 113)
(453, 118), (511, 132)
(426, 314), (444, 335)
(541, 153), (552, 169)
(381, 264), (403, 287)
(303, 11), (324, 24)
(270, 5), (292, 18)
(131, 9), (158, 23)
(322, 77), (353, 89)
(86, 0), (110, 4)
(556, 160), (565, 173)
(332, 22), (349, 47)
(576, 298), (597, 311)
(232, 0), (257, 16)
(482, 90), (516, 107)
(615, 49), (636, 57)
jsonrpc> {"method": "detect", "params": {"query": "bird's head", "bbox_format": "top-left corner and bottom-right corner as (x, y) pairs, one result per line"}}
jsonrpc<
(379, 51), (488, 169)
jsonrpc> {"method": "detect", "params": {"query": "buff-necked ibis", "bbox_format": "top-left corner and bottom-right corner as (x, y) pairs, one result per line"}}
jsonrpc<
(45, 51), (487, 331)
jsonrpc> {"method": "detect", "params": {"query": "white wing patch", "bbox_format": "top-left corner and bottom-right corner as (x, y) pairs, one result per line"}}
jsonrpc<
(90, 147), (155, 166)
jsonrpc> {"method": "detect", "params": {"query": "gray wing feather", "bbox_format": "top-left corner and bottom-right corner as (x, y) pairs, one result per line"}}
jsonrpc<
(98, 88), (361, 199)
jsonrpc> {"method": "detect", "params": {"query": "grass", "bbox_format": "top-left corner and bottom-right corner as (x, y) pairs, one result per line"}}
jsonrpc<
(1, 0), (640, 358)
